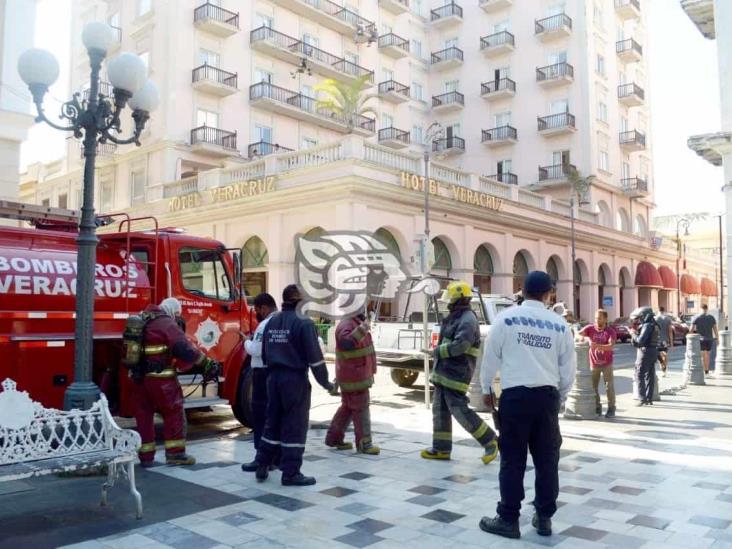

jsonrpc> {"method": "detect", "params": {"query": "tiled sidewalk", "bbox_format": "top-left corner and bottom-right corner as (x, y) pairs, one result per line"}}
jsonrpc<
(56, 368), (732, 549)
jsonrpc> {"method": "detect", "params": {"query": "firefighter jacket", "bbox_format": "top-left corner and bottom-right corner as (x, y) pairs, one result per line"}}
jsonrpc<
(335, 316), (377, 392)
(431, 304), (481, 393)
(262, 304), (331, 389)
(142, 305), (205, 377)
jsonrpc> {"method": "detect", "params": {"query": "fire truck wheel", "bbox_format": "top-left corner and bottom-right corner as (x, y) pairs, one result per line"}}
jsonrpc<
(390, 368), (419, 388)
(232, 365), (253, 427)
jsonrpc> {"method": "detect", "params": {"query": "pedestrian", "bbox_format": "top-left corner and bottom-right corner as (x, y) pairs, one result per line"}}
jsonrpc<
(690, 304), (718, 374)
(479, 271), (576, 540)
(421, 280), (499, 464)
(655, 306), (674, 377)
(128, 297), (219, 467)
(325, 309), (380, 455)
(241, 292), (278, 473)
(562, 309), (581, 339)
(630, 306), (659, 406)
(254, 284), (335, 486)
(578, 309), (617, 418)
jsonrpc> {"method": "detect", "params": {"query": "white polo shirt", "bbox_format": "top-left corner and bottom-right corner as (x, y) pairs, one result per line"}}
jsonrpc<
(244, 312), (275, 369)
(480, 300), (577, 401)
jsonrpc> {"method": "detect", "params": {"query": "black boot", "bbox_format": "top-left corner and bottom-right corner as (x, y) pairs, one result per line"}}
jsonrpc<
(532, 513), (552, 536)
(282, 472), (316, 486)
(479, 515), (520, 539)
(241, 460), (259, 472)
(255, 463), (269, 482)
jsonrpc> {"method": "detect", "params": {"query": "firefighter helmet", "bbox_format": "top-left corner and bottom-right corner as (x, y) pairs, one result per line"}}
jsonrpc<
(442, 280), (472, 305)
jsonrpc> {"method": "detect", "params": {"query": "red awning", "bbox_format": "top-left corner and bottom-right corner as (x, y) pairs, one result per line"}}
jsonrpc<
(701, 277), (718, 297)
(635, 261), (663, 288)
(658, 266), (677, 290)
(680, 274), (701, 295)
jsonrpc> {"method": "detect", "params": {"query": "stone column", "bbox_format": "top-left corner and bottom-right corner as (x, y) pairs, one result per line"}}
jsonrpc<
(715, 330), (732, 376)
(563, 341), (598, 420)
(685, 333), (706, 385)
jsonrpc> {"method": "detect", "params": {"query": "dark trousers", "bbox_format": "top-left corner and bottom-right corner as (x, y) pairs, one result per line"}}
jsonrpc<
(496, 386), (562, 523)
(432, 384), (496, 452)
(255, 367), (311, 477)
(636, 348), (657, 402)
(326, 390), (373, 448)
(251, 368), (269, 450)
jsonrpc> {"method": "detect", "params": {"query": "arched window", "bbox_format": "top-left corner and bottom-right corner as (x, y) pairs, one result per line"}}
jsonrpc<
(634, 215), (647, 237)
(375, 228), (401, 259)
(546, 257), (560, 283)
(513, 251), (529, 293)
(241, 236), (269, 296)
(474, 245), (494, 294)
(432, 237), (452, 272)
(304, 226), (326, 239)
(616, 209), (630, 233)
(596, 201), (612, 228)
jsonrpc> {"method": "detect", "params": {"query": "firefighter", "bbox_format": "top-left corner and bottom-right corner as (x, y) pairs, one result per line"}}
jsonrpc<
(132, 297), (218, 467)
(254, 285), (335, 486)
(325, 309), (380, 455)
(421, 281), (499, 464)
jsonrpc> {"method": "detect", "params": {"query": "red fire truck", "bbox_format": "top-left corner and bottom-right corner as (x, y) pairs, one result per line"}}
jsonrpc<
(0, 200), (255, 425)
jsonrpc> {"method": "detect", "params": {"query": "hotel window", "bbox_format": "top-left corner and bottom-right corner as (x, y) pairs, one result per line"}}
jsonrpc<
(108, 11), (120, 29)
(301, 137), (317, 149)
(411, 81), (423, 101)
(596, 54), (605, 76)
(550, 99), (569, 114)
(620, 116), (629, 132)
(256, 13), (273, 28)
(445, 37), (459, 49)
(497, 159), (512, 175)
(593, 1), (604, 29)
(255, 69), (272, 83)
(130, 169), (146, 205)
(411, 39), (422, 59)
(622, 162), (631, 179)
(99, 173), (114, 212)
(599, 149), (609, 172)
(58, 193), (68, 209)
(254, 125), (273, 144)
(197, 109), (219, 128)
(494, 111), (511, 127)
(138, 0), (151, 17)
(75, 187), (82, 208)
(494, 19), (510, 32)
(445, 80), (459, 93)
(198, 49), (220, 67)
(553, 150), (570, 166)
(493, 67), (510, 82)
(597, 100), (608, 123)
(548, 51), (567, 65)
(302, 34), (319, 56)
(412, 126), (423, 145)
(382, 68), (394, 81)
(41, 198), (50, 207)
(412, 0), (425, 17)
(381, 113), (394, 129)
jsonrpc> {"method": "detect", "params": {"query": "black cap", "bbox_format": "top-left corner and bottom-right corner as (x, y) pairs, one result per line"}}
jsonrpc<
(524, 271), (553, 295)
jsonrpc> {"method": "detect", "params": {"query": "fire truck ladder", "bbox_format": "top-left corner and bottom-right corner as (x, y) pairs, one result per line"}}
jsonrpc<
(0, 200), (80, 225)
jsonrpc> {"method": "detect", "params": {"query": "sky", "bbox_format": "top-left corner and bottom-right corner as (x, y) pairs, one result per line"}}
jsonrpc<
(19, 0), (725, 218)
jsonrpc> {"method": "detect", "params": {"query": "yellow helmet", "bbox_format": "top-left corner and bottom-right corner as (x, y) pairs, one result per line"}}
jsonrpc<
(442, 280), (472, 305)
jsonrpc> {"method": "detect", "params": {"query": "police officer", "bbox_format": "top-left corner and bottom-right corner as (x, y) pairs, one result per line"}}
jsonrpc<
(479, 272), (576, 539)
(254, 284), (335, 486)
(420, 281), (499, 465)
(630, 306), (659, 405)
(241, 292), (278, 473)
(133, 297), (218, 467)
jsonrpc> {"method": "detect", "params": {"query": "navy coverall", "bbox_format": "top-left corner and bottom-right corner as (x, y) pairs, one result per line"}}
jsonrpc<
(254, 304), (331, 477)
(632, 317), (659, 402)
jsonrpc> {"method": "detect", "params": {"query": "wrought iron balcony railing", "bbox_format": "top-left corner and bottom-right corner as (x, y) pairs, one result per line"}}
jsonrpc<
(248, 141), (294, 157)
(621, 177), (648, 192)
(190, 125), (237, 150)
(616, 38), (643, 56)
(431, 2), (463, 21)
(432, 91), (464, 108)
(481, 78), (516, 95)
(378, 127), (410, 144)
(535, 13), (572, 34)
(431, 46), (464, 64)
(539, 163), (576, 180)
(619, 130), (646, 147)
(480, 30), (515, 50)
(487, 172), (518, 185)
(378, 33), (409, 52)
(432, 136), (465, 152)
(536, 62), (574, 82)
(192, 64), (238, 88)
(618, 82), (645, 100)
(482, 125), (518, 142)
(378, 80), (410, 96)
(194, 2), (239, 28)
(537, 112), (576, 131)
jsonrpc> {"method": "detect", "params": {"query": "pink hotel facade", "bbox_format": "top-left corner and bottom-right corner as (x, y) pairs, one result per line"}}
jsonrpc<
(20, 0), (719, 320)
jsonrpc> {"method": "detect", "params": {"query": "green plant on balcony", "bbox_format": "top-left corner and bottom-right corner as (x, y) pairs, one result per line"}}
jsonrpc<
(314, 74), (377, 133)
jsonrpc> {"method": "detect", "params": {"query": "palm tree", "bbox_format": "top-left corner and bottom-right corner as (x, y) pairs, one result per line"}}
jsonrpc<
(314, 74), (377, 133)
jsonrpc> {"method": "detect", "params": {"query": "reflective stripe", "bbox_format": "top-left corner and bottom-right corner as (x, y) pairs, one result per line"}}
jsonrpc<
(146, 369), (176, 378)
(336, 345), (375, 360)
(144, 344), (168, 354)
(338, 377), (374, 391)
(465, 346), (480, 358)
(352, 325), (367, 342)
(430, 372), (469, 393)
(439, 344), (450, 359)
(434, 431), (452, 441)
(139, 442), (156, 452)
(472, 422), (489, 440)
(309, 360), (326, 368)
(164, 439), (185, 449)
(281, 441), (306, 448)
(261, 436), (281, 446)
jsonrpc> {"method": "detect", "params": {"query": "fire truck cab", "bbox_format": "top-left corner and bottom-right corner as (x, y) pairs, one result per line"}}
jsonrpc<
(0, 200), (255, 425)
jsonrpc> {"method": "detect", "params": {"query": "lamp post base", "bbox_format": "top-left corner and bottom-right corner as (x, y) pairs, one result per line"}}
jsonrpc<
(63, 381), (100, 411)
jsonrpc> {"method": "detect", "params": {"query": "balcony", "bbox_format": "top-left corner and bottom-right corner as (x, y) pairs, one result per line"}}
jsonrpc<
(80, 141), (117, 159)
(615, 0), (641, 21)
(616, 38), (643, 63)
(539, 163), (576, 182)
(536, 62), (574, 87)
(535, 13), (572, 41)
(432, 136), (465, 156)
(378, 33), (409, 59)
(82, 81), (113, 102)
(191, 64), (238, 97)
(269, 0), (375, 36)
(618, 82), (645, 106)
(480, 31), (515, 57)
(247, 141), (294, 158)
(430, 2), (463, 28)
(486, 172), (518, 185)
(480, 78), (516, 101)
(431, 47), (464, 70)
(481, 125), (517, 147)
(250, 27), (374, 86)
(432, 91), (464, 113)
(378, 127), (410, 149)
(380, 0), (410, 15)
(249, 82), (376, 136)
(479, 0), (513, 13)
(619, 130), (646, 151)
(190, 126), (238, 157)
(537, 112), (576, 136)
(622, 177), (649, 198)
(378, 80), (410, 103)
(193, 3), (239, 37)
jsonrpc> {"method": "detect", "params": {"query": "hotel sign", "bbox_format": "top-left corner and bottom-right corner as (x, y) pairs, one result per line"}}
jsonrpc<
(399, 172), (503, 211)
(168, 177), (275, 213)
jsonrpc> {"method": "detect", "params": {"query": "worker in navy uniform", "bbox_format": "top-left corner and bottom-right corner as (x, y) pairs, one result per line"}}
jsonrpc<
(629, 306), (660, 406)
(479, 271), (576, 539)
(254, 284), (335, 486)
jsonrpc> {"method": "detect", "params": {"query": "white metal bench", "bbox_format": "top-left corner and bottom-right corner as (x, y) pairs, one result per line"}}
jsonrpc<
(0, 378), (143, 518)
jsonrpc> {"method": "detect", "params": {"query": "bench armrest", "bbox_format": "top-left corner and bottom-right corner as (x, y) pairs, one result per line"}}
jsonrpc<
(100, 395), (141, 454)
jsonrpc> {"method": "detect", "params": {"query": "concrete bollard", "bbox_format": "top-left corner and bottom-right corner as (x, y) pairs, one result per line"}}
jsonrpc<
(685, 333), (706, 385)
(469, 363), (488, 412)
(715, 330), (732, 377)
(563, 340), (598, 420)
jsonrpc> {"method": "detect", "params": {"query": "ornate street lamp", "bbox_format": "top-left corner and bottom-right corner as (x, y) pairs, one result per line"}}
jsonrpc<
(568, 170), (595, 317)
(18, 22), (159, 410)
(676, 217), (691, 315)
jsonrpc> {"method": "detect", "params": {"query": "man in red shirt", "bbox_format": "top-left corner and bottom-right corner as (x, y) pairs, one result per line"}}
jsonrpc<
(579, 309), (617, 418)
